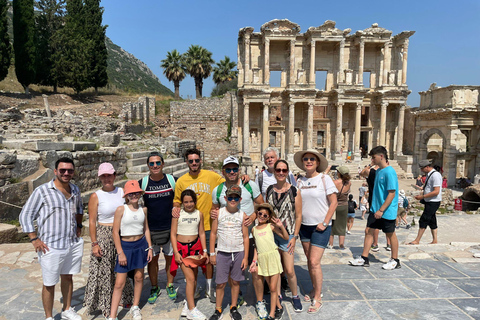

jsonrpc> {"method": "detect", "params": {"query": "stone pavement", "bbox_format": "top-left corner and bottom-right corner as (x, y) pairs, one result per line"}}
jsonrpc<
(1, 212), (479, 320)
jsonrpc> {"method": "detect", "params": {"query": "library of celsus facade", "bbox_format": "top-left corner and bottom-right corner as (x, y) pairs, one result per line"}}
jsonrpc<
(237, 19), (415, 162)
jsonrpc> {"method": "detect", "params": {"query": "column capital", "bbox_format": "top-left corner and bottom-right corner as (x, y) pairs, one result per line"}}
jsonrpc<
(381, 102), (388, 108)
(356, 103), (362, 110)
(359, 39), (365, 48)
(403, 39), (409, 50)
(311, 40), (316, 47)
(337, 102), (345, 108)
(244, 102), (250, 108)
(290, 39), (296, 46)
(289, 101), (295, 107)
(264, 37), (270, 45)
(339, 39), (345, 47)
(308, 101), (315, 107)
(262, 101), (270, 106)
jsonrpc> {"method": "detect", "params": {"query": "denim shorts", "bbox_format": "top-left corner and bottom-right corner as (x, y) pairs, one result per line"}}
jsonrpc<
(299, 224), (331, 249)
(274, 233), (294, 252)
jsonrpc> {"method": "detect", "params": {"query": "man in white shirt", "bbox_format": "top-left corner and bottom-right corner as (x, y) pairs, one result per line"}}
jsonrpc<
(408, 160), (442, 245)
(256, 147), (296, 198)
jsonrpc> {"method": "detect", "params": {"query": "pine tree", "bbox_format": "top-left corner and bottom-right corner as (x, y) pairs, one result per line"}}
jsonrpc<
(83, 0), (107, 94)
(13, 0), (36, 93)
(0, 0), (12, 81)
(34, 0), (65, 91)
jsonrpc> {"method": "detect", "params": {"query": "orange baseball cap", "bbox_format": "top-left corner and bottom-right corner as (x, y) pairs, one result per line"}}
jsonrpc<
(123, 180), (144, 197)
(182, 255), (207, 268)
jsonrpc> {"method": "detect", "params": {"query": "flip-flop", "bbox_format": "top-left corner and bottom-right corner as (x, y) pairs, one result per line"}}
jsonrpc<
(307, 299), (323, 314)
(406, 242), (418, 245)
(304, 292), (323, 302)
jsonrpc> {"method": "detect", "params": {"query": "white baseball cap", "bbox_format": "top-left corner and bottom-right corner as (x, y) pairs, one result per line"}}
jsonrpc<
(223, 156), (239, 167)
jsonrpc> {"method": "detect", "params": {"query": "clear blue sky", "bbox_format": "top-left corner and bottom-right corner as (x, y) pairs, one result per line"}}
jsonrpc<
(101, 0), (480, 107)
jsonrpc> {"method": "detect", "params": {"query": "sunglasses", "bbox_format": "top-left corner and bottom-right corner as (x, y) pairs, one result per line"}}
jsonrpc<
(225, 168), (239, 174)
(275, 168), (288, 174)
(149, 161), (162, 167)
(227, 196), (240, 202)
(188, 159), (201, 164)
(303, 157), (317, 162)
(258, 212), (270, 218)
(126, 192), (142, 198)
(58, 169), (74, 174)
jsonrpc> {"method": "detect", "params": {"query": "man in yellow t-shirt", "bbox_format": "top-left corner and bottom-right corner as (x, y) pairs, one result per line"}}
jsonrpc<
(173, 148), (224, 303)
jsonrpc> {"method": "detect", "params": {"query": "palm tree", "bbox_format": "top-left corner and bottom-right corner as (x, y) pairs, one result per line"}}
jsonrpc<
(161, 49), (186, 99)
(183, 45), (214, 98)
(212, 56), (237, 85)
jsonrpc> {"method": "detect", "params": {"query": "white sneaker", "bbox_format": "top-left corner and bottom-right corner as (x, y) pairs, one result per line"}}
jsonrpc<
(129, 306), (142, 320)
(46, 318), (54, 320)
(327, 245), (333, 249)
(181, 300), (188, 317)
(382, 258), (401, 270)
(186, 307), (207, 320)
(349, 256), (368, 267)
(255, 300), (268, 319)
(346, 230), (351, 234)
(61, 307), (81, 320)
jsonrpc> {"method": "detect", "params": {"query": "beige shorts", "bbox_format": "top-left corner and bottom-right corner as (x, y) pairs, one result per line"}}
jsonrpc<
(38, 238), (84, 286)
(397, 207), (406, 218)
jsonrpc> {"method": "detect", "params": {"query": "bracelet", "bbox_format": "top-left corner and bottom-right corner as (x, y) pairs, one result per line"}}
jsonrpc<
(92, 242), (99, 247)
(252, 260), (258, 266)
(145, 246), (153, 251)
(29, 237), (38, 242)
(209, 252), (216, 256)
(203, 249), (208, 253)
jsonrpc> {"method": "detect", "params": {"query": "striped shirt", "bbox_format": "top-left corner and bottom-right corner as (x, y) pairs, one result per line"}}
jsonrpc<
(20, 179), (83, 249)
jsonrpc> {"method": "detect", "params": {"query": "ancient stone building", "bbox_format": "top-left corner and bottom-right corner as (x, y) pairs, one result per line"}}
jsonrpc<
(237, 19), (415, 162)
(413, 85), (480, 186)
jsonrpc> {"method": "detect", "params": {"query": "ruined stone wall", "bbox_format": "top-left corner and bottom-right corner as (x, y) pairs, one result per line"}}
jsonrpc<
(169, 92), (239, 165)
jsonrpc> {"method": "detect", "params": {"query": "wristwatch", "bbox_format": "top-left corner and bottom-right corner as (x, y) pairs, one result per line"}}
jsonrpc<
(209, 252), (216, 256)
(294, 234), (299, 240)
(322, 222), (328, 227)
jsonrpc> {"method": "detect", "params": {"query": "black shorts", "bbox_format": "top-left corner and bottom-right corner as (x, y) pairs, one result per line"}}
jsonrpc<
(366, 212), (396, 233)
(419, 201), (440, 229)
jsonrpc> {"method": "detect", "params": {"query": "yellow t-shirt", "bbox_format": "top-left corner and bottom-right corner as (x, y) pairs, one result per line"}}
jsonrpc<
(174, 170), (225, 231)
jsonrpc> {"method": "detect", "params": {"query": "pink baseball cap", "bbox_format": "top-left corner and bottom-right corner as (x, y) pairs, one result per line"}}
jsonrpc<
(98, 162), (116, 176)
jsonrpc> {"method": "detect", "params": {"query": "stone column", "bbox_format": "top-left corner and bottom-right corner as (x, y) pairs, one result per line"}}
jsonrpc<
(378, 47), (384, 86)
(288, 101), (295, 155)
(338, 39), (345, 83)
(396, 104), (405, 156)
(244, 34), (251, 84)
(379, 102), (387, 146)
(309, 40), (316, 84)
(243, 102), (250, 156)
(335, 102), (344, 159)
(307, 102), (314, 149)
(383, 41), (391, 85)
(358, 39), (365, 85)
(401, 39), (409, 85)
(290, 39), (296, 85)
(355, 103), (362, 156)
(262, 102), (270, 152)
(264, 38), (270, 85)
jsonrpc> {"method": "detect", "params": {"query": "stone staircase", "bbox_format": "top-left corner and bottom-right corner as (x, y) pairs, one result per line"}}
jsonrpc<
(125, 151), (188, 180)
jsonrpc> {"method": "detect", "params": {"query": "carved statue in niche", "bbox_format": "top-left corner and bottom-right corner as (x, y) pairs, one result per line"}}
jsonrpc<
(294, 130), (300, 146)
(250, 130), (258, 148)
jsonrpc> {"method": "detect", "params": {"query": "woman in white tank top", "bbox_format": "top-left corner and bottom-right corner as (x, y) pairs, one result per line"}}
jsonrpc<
(170, 189), (208, 320)
(84, 163), (133, 318)
(109, 180), (153, 320)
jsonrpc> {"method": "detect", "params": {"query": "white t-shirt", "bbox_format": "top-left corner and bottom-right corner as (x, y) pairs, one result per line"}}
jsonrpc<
(424, 170), (442, 202)
(297, 173), (338, 226)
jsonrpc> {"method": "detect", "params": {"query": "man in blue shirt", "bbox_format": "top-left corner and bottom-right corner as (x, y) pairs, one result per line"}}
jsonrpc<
(349, 146), (400, 270)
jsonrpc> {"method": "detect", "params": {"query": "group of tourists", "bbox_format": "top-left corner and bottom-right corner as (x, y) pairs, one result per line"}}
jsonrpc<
(19, 144), (443, 320)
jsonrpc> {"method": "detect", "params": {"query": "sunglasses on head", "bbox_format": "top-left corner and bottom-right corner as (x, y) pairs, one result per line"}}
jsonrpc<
(227, 196), (240, 202)
(275, 168), (288, 174)
(188, 159), (201, 164)
(58, 169), (74, 174)
(126, 192), (142, 198)
(225, 168), (239, 174)
(303, 157), (317, 162)
(149, 161), (162, 167)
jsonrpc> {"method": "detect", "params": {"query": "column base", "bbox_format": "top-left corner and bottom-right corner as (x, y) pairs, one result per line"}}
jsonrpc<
(333, 152), (343, 161)
(241, 156), (253, 177)
(286, 153), (295, 163)
(354, 152), (362, 162)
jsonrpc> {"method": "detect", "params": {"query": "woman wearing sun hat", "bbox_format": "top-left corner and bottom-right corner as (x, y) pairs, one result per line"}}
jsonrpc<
(294, 149), (338, 314)
(108, 180), (153, 320)
(84, 163), (133, 319)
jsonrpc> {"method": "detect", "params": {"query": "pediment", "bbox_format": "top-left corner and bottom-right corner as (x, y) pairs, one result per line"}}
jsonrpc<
(260, 19), (300, 34)
(307, 20), (349, 36)
(356, 23), (392, 38)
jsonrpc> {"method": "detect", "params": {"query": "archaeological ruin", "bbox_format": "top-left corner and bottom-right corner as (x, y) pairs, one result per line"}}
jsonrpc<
(236, 19), (415, 163)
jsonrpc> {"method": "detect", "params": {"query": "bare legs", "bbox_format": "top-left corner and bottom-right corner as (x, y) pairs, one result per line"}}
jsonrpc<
(301, 241), (325, 309)
(410, 228), (438, 244)
(277, 250), (299, 297)
(180, 263), (199, 310)
(110, 269), (144, 319)
(148, 253), (174, 287)
(42, 275), (74, 319)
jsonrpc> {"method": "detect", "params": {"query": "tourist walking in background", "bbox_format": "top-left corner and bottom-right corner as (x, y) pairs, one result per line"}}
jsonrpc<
(171, 190), (208, 320)
(408, 160), (442, 245)
(20, 157), (84, 320)
(295, 149), (338, 314)
(249, 203), (289, 320)
(209, 185), (249, 320)
(109, 180), (153, 320)
(359, 191), (368, 220)
(328, 166), (351, 249)
(264, 159), (303, 312)
(349, 146), (400, 270)
(139, 152), (177, 303)
(359, 182), (367, 206)
(397, 190), (410, 229)
(346, 194), (357, 234)
(84, 163), (133, 318)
